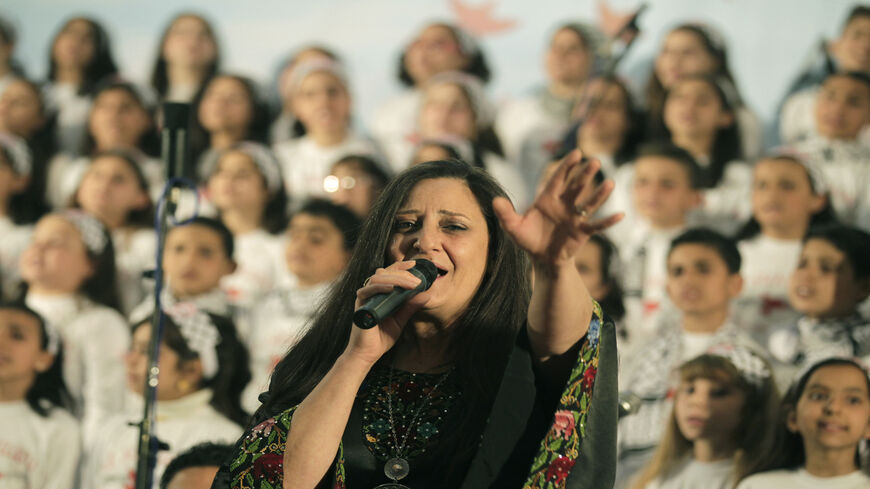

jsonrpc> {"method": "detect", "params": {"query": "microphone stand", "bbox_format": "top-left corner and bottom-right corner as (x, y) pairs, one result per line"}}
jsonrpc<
(573, 3), (646, 136)
(134, 103), (193, 489)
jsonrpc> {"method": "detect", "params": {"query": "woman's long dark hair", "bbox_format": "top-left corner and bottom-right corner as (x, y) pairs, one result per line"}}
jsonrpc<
(660, 73), (743, 188)
(256, 160), (530, 470)
(47, 17), (118, 97)
(80, 80), (160, 157)
(149, 12), (220, 100)
(644, 23), (743, 138)
(134, 313), (251, 425)
(8, 79), (55, 224)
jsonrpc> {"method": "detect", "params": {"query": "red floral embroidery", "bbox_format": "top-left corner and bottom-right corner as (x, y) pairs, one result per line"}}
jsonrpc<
(545, 456), (575, 485)
(552, 410), (576, 441)
(582, 365), (597, 390)
(251, 453), (283, 483)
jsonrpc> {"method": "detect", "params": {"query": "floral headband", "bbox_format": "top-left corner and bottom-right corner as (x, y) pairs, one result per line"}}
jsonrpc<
(58, 210), (108, 255)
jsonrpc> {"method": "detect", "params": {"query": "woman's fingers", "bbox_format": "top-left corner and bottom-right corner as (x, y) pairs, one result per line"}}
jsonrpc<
(541, 150), (584, 199)
(492, 196), (521, 235)
(572, 178), (614, 218)
(354, 262), (423, 307)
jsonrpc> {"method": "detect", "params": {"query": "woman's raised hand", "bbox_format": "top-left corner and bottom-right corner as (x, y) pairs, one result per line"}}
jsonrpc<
(493, 150), (623, 268)
(345, 260), (432, 366)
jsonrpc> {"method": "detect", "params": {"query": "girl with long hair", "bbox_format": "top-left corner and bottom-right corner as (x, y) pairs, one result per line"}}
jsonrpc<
(630, 347), (779, 489)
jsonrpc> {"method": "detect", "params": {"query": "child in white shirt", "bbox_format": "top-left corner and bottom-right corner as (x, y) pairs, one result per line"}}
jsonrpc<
(790, 72), (870, 232)
(661, 74), (752, 234)
(19, 210), (129, 443)
(768, 225), (870, 382)
(617, 228), (758, 488)
(736, 358), (870, 489)
(272, 60), (381, 205)
(130, 217), (237, 324)
(734, 153), (837, 344)
(608, 143), (703, 343)
(43, 17), (118, 155)
(71, 149), (156, 315)
(0, 302), (80, 489)
(202, 142), (287, 310)
(83, 310), (248, 489)
(241, 199), (360, 413)
(630, 345), (779, 489)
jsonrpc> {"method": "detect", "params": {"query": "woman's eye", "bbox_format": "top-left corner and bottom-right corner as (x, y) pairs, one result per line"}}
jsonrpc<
(394, 221), (416, 232)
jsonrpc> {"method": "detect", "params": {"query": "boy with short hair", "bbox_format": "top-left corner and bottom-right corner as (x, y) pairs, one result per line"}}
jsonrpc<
(616, 227), (759, 489)
(609, 142), (703, 344)
(129, 217), (237, 323)
(768, 224), (870, 382)
(779, 5), (870, 143)
(792, 72), (870, 231)
(240, 199), (361, 413)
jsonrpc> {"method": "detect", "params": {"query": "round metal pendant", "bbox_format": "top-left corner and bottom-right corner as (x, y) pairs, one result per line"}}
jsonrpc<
(374, 484), (411, 489)
(383, 457), (410, 481)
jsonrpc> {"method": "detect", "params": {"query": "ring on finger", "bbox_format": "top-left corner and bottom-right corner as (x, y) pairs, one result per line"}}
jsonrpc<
(575, 204), (589, 218)
(363, 277), (372, 287)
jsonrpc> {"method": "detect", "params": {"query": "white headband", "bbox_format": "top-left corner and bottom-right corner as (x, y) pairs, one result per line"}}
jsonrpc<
(286, 59), (348, 94)
(0, 132), (32, 177)
(706, 343), (771, 389)
(58, 210), (108, 255)
(163, 301), (221, 380)
(203, 141), (284, 195)
(764, 148), (829, 195)
(425, 71), (493, 127)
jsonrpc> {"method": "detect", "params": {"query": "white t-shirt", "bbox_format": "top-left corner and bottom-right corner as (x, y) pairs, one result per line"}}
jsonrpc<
(221, 229), (285, 310)
(113, 227), (157, 315)
(42, 82), (91, 156)
(0, 401), (80, 489)
(611, 218), (683, 344)
(0, 217), (31, 300)
(736, 468), (870, 489)
(273, 132), (381, 205)
(83, 389), (242, 489)
(734, 235), (803, 343)
(370, 89), (421, 173)
(25, 293), (129, 445)
(241, 276), (332, 413)
(643, 457), (734, 489)
(791, 138), (870, 233)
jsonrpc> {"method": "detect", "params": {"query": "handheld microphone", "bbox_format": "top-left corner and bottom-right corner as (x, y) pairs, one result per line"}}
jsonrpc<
(353, 259), (439, 329)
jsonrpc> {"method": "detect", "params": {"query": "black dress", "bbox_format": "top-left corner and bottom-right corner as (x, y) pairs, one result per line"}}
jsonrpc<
(212, 303), (617, 489)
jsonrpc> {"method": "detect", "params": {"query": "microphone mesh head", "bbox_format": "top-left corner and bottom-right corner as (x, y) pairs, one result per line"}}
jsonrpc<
(413, 259), (438, 288)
